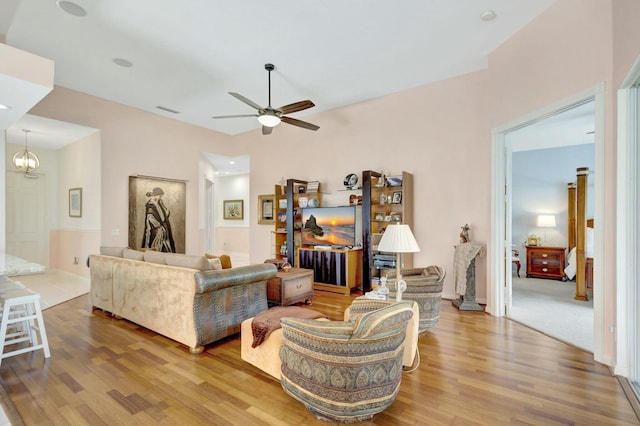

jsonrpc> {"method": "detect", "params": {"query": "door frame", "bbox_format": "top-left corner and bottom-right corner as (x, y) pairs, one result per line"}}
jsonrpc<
(615, 56), (640, 380)
(489, 83), (606, 362)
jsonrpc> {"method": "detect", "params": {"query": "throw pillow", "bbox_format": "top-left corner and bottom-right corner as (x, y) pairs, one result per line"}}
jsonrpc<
(123, 248), (144, 261)
(208, 258), (223, 270)
(205, 254), (232, 269)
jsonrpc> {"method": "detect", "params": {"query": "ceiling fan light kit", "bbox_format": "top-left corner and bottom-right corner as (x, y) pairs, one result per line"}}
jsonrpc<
(213, 63), (319, 135)
(257, 112), (281, 127)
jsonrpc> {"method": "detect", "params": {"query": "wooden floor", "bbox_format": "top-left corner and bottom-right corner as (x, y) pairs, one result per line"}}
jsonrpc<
(1, 291), (638, 425)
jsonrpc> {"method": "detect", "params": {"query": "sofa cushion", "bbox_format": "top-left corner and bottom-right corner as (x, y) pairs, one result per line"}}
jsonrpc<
(165, 253), (212, 271)
(144, 251), (167, 265)
(100, 246), (126, 258)
(123, 248), (145, 261)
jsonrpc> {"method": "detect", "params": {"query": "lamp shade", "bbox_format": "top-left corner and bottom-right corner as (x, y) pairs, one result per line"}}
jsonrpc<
(536, 215), (556, 228)
(378, 223), (420, 253)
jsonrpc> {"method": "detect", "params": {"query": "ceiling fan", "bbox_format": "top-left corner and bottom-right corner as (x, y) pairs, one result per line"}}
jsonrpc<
(213, 63), (319, 135)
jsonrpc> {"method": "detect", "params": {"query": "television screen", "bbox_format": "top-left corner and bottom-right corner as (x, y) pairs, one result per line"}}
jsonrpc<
(301, 206), (356, 246)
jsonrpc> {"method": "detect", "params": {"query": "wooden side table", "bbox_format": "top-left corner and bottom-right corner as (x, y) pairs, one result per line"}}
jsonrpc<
(267, 268), (314, 306)
(525, 246), (566, 281)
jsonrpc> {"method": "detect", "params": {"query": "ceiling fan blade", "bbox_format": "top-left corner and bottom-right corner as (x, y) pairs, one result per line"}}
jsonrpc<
(229, 92), (263, 110)
(281, 116), (319, 131)
(262, 126), (273, 135)
(212, 114), (258, 119)
(277, 100), (315, 115)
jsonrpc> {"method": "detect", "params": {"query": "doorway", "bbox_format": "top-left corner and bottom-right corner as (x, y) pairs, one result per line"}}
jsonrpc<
(507, 106), (595, 351)
(490, 84), (606, 361)
(6, 171), (47, 266)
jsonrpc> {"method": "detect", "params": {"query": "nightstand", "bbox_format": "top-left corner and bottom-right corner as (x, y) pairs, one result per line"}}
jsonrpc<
(525, 246), (566, 281)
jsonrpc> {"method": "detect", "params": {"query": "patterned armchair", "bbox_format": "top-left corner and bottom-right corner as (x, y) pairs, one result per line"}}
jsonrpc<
(386, 265), (445, 332)
(279, 301), (414, 423)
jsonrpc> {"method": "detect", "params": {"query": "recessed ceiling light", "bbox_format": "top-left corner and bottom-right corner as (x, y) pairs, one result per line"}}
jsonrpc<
(229, 161), (235, 165)
(480, 10), (497, 21)
(56, 1), (87, 17)
(0, 103), (12, 110)
(113, 57), (133, 68)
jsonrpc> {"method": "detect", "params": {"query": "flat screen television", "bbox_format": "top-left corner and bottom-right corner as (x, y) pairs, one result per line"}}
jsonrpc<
(301, 206), (356, 247)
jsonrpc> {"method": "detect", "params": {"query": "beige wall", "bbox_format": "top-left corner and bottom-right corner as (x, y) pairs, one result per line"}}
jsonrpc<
(22, 0), (640, 366)
(30, 87), (236, 255)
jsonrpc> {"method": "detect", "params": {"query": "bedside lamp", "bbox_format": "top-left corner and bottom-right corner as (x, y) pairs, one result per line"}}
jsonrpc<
(377, 223), (420, 301)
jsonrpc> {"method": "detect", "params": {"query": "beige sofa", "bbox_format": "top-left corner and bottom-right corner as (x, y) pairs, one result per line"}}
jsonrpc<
(90, 248), (276, 353)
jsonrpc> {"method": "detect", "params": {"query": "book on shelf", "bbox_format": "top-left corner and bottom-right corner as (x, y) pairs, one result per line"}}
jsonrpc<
(306, 181), (320, 193)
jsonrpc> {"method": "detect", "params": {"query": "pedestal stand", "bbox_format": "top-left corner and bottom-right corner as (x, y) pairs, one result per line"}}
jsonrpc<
(452, 258), (483, 311)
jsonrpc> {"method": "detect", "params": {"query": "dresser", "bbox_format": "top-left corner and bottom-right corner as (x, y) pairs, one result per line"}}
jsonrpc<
(525, 246), (566, 281)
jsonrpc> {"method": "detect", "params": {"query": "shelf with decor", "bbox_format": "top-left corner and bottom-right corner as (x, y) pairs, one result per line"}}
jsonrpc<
(361, 170), (414, 293)
(274, 179), (322, 267)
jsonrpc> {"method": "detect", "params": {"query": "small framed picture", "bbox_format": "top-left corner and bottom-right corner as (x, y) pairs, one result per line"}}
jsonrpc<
(392, 191), (402, 204)
(527, 236), (539, 246)
(278, 199), (287, 209)
(69, 188), (82, 218)
(223, 199), (244, 220)
(258, 194), (275, 224)
(374, 213), (385, 221)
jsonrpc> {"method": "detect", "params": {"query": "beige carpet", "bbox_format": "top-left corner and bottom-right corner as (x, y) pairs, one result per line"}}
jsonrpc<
(0, 270), (89, 425)
(509, 276), (593, 352)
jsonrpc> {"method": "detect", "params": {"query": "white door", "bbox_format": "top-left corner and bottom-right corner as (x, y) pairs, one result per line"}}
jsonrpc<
(6, 171), (48, 267)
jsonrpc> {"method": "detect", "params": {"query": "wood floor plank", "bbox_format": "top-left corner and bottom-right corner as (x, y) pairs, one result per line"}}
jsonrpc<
(0, 292), (637, 425)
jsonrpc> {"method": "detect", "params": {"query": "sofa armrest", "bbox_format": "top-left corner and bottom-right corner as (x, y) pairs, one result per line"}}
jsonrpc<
(194, 264), (277, 293)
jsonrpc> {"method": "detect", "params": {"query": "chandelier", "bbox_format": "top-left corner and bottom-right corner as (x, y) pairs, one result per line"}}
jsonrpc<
(12, 129), (40, 173)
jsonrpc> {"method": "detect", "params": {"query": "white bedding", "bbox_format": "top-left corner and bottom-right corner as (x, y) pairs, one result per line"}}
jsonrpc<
(564, 228), (594, 280)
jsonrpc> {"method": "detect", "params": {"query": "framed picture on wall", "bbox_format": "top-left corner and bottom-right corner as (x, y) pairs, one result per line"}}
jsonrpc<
(69, 188), (82, 218)
(128, 175), (186, 253)
(224, 199), (244, 220)
(258, 194), (275, 224)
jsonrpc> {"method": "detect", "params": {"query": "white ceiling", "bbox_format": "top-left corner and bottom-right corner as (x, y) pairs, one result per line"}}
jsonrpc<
(1, 0), (558, 139)
(509, 100), (595, 152)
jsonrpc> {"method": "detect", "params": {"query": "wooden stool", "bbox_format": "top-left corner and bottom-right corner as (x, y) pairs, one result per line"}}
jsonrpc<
(0, 289), (50, 366)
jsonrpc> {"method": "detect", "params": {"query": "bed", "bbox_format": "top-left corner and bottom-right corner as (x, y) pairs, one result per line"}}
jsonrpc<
(564, 167), (592, 300)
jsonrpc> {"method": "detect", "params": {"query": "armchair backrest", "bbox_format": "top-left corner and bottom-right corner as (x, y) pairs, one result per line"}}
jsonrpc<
(351, 301), (414, 339)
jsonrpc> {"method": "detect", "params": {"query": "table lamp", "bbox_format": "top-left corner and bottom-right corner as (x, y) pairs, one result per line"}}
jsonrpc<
(377, 223), (420, 301)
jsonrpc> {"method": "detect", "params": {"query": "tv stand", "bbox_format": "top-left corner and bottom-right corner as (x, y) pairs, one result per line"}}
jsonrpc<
(298, 247), (362, 295)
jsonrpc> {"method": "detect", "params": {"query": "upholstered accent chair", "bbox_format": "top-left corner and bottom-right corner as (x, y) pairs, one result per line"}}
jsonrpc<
(279, 301), (414, 423)
(386, 265), (445, 332)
